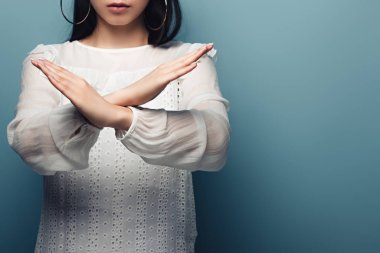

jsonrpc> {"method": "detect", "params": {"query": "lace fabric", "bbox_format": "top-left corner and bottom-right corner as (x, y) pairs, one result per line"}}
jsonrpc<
(7, 40), (231, 252)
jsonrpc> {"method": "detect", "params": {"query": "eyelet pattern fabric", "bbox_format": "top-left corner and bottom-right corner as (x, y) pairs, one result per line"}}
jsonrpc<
(7, 40), (231, 252)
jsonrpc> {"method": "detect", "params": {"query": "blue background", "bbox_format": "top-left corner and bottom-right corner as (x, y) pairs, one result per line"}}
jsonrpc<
(1, 0), (380, 252)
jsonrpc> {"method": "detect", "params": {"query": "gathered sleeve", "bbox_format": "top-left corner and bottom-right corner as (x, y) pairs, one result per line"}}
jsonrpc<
(114, 44), (231, 172)
(7, 44), (102, 176)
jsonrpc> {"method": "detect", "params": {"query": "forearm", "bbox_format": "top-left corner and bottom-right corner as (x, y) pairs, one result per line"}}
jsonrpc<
(114, 101), (230, 172)
(103, 88), (136, 106)
(7, 104), (101, 176)
(102, 76), (166, 107)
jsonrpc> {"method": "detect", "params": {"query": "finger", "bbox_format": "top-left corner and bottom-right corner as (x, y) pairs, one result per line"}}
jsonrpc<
(170, 62), (198, 80)
(31, 59), (44, 69)
(167, 45), (212, 75)
(31, 60), (74, 98)
(36, 61), (65, 90)
(33, 60), (51, 76)
(166, 44), (213, 68)
(32, 60), (60, 80)
(41, 62), (61, 79)
(43, 61), (72, 84)
(43, 60), (83, 86)
(182, 44), (213, 65)
(175, 44), (212, 65)
(41, 63), (61, 84)
(41, 59), (69, 75)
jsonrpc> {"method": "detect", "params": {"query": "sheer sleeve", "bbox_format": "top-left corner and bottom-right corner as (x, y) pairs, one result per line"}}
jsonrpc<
(114, 44), (231, 172)
(7, 44), (102, 176)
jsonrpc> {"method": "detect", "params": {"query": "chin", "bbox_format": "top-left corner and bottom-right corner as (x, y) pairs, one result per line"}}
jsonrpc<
(107, 19), (133, 26)
(100, 15), (137, 26)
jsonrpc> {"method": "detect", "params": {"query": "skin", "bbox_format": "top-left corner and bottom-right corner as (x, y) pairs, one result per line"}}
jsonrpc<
(30, 0), (213, 130)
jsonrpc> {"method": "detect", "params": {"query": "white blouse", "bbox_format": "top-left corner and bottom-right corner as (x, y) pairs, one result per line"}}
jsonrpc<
(7, 39), (231, 252)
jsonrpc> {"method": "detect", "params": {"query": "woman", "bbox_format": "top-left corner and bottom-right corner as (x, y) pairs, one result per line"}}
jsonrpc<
(7, 0), (231, 252)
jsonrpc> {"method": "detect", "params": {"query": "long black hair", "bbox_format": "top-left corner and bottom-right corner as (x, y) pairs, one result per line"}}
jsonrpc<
(66, 0), (182, 46)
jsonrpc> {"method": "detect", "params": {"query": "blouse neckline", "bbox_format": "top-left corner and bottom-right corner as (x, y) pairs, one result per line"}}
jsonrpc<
(73, 40), (153, 53)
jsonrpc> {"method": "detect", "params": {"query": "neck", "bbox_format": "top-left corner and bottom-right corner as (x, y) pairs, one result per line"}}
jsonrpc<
(81, 15), (149, 49)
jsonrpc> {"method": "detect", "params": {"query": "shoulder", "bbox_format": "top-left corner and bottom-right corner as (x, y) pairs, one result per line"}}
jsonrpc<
(24, 42), (65, 63)
(156, 40), (218, 62)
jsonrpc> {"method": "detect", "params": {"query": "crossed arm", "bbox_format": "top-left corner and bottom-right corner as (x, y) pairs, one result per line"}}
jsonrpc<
(7, 43), (231, 176)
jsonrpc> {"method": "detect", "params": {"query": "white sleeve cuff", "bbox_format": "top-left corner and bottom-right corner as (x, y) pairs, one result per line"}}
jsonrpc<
(49, 103), (102, 168)
(114, 106), (140, 141)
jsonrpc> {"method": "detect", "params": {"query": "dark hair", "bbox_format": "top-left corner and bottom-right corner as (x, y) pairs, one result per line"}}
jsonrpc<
(66, 0), (182, 46)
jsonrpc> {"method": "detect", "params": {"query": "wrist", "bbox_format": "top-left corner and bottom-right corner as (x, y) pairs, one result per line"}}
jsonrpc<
(111, 105), (134, 130)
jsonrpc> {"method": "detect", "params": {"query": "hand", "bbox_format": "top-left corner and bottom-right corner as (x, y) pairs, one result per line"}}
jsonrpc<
(31, 59), (131, 129)
(103, 43), (214, 106)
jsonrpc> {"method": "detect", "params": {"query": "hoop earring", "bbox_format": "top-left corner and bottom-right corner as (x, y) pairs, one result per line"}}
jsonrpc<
(144, 0), (168, 31)
(60, 0), (91, 25)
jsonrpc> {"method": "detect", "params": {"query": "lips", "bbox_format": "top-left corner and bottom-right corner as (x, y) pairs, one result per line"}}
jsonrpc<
(107, 2), (130, 7)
